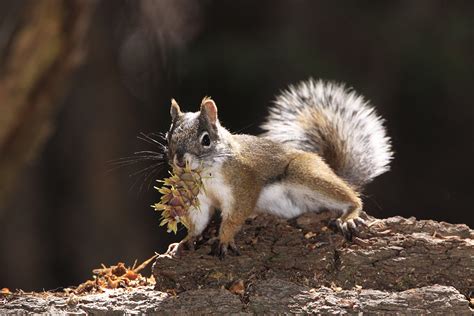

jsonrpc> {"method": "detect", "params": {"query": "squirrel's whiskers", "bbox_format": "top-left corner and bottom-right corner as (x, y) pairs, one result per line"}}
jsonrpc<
(108, 132), (169, 193)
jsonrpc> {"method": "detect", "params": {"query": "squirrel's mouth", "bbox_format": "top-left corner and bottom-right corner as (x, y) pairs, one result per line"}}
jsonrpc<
(172, 153), (201, 170)
(171, 154), (185, 168)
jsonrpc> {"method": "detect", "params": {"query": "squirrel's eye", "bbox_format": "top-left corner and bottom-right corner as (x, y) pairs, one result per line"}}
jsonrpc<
(200, 132), (211, 147)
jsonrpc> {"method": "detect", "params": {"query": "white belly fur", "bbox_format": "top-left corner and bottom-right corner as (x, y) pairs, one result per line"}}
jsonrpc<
(201, 164), (233, 217)
(256, 182), (350, 219)
(187, 192), (213, 236)
(185, 156), (235, 235)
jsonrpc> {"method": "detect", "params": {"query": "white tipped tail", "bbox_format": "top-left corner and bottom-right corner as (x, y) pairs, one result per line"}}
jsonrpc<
(261, 79), (393, 188)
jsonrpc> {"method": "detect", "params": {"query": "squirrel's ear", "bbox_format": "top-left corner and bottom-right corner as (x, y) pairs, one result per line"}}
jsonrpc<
(170, 98), (182, 121)
(200, 97), (218, 125)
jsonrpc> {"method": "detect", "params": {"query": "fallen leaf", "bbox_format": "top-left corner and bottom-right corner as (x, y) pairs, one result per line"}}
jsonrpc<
(73, 255), (157, 294)
(228, 280), (245, 295)
(125, 270), (139, 280)
(1, 288), (11, 295)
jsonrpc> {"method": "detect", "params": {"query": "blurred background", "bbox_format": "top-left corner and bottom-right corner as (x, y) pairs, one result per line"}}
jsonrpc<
(0, 0), (473, 291)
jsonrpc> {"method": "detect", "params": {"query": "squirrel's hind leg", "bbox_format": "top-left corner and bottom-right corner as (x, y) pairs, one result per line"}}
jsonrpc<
(285, 152), (365, 240)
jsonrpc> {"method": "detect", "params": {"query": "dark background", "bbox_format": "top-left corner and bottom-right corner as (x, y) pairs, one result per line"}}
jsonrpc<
(1, 0), (473, 291)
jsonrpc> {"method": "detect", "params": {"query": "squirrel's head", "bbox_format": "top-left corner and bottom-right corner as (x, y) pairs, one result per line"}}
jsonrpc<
(166, 97), (224, 169)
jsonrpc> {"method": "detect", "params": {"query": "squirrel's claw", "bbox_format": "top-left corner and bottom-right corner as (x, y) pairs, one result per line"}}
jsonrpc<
(209, 239), (240, 260)
(166, 242), (183, 257)
(228, 241), (241, 256)
(209, 240), (226, 259)
(166, 236), (196, 258)
(331, 217), (365, 241)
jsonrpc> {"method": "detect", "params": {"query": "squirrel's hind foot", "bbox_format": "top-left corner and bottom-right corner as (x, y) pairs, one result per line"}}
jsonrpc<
(330, 217), (367, 241)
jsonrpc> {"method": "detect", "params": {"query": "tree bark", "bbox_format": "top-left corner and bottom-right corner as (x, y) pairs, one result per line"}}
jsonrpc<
(1, 214), (473, 314)
(0, 0), (95, 208)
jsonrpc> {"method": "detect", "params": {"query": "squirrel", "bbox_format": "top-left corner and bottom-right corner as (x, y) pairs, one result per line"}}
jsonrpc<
(165, 78), (392, 258)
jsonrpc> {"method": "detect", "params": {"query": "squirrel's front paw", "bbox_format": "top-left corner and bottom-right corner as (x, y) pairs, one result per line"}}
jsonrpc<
(209, 239), (240, 260)
(330, 217), (367, 241)
(166, 236), (196, 258)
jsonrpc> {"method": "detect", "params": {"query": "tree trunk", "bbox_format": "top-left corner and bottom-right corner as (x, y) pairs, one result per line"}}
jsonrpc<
(1, 213), (473, 314)
(0, 0), (95, 208)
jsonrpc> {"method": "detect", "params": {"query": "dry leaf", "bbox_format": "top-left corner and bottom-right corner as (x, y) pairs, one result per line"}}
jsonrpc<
(228, 280), (245, 296)
(73, 254), (157, 294)
(1, 288), (11, 295)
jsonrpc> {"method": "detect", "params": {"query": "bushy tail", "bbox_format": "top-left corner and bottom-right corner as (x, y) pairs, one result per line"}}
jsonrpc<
(261, 78), (393, 188)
